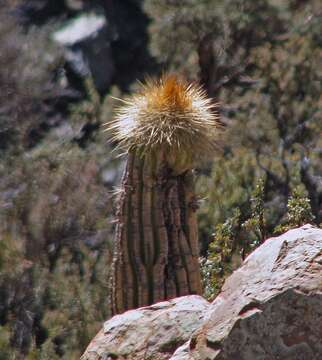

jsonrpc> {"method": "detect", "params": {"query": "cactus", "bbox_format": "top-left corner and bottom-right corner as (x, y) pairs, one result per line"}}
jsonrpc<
(107, 75), (221, 314)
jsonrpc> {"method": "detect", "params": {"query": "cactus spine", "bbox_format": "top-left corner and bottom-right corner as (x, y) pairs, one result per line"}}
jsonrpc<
(107, 75), (220, 314)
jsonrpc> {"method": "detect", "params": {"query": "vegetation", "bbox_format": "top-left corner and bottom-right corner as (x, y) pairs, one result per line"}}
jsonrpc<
(0, 0), (321, 358)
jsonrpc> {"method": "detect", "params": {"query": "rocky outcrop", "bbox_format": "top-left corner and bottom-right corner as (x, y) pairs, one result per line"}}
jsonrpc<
(81, 296), (210, 360)
(173, 224), (322, 360)
(81, 225), (322, 359)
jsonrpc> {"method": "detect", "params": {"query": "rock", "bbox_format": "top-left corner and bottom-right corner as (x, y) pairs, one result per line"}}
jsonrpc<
(172, 224), (322, 360)
(53, 13), (107, 47)
(52, 12), (115, 93)
(81, 225), (322, 360)
(81, 295), (210, 360)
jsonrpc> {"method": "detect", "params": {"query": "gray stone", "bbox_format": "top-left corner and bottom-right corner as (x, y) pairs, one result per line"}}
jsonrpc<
(81, 296), (210, 360)
(81, 225), (322, 360)
(53, 14), (107, 46)
(52, 12), (115, 92)
(172, 225), (322, 360)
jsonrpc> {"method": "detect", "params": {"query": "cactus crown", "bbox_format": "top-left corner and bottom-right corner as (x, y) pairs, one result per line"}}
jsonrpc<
(106, 75), (221, 173)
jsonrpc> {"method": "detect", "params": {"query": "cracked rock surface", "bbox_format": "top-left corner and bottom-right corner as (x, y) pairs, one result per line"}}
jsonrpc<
(81, 295), (210, 360)
(81, 225), (322, 360)
(172, 225), (322, 360)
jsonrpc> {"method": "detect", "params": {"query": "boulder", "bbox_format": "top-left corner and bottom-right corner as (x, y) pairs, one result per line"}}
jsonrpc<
(81, 225), (322, 359)
(52, 12), (115, 93)
(81, 296), (210, 360)
(172, 224), (322, 359)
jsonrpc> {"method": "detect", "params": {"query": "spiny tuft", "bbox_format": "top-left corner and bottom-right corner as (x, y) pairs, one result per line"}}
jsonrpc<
(105, 75), (222, 173)
(145, 74), (192, 112)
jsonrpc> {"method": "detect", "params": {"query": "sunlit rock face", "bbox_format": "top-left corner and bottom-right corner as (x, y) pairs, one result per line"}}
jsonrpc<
(172, 224), (322, 360)
(81, 225), (322, 360)
(81, 295), (210, 360)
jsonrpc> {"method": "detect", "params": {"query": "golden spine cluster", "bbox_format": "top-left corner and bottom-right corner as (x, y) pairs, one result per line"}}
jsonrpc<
(106, 75), (221, 174)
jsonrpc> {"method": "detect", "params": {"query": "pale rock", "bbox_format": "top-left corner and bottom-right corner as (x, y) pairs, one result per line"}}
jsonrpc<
(81, 296), (210, 360)
(52, 12), (115, 92)
(81, 225), (322, 360)
(172, 225), (322, 360)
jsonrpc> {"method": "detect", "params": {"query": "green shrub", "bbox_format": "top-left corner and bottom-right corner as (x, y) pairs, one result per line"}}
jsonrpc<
(274, 187), (315, 234)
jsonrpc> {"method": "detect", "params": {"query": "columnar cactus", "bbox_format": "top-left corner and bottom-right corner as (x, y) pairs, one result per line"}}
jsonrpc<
(107, 75), (220, 314)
